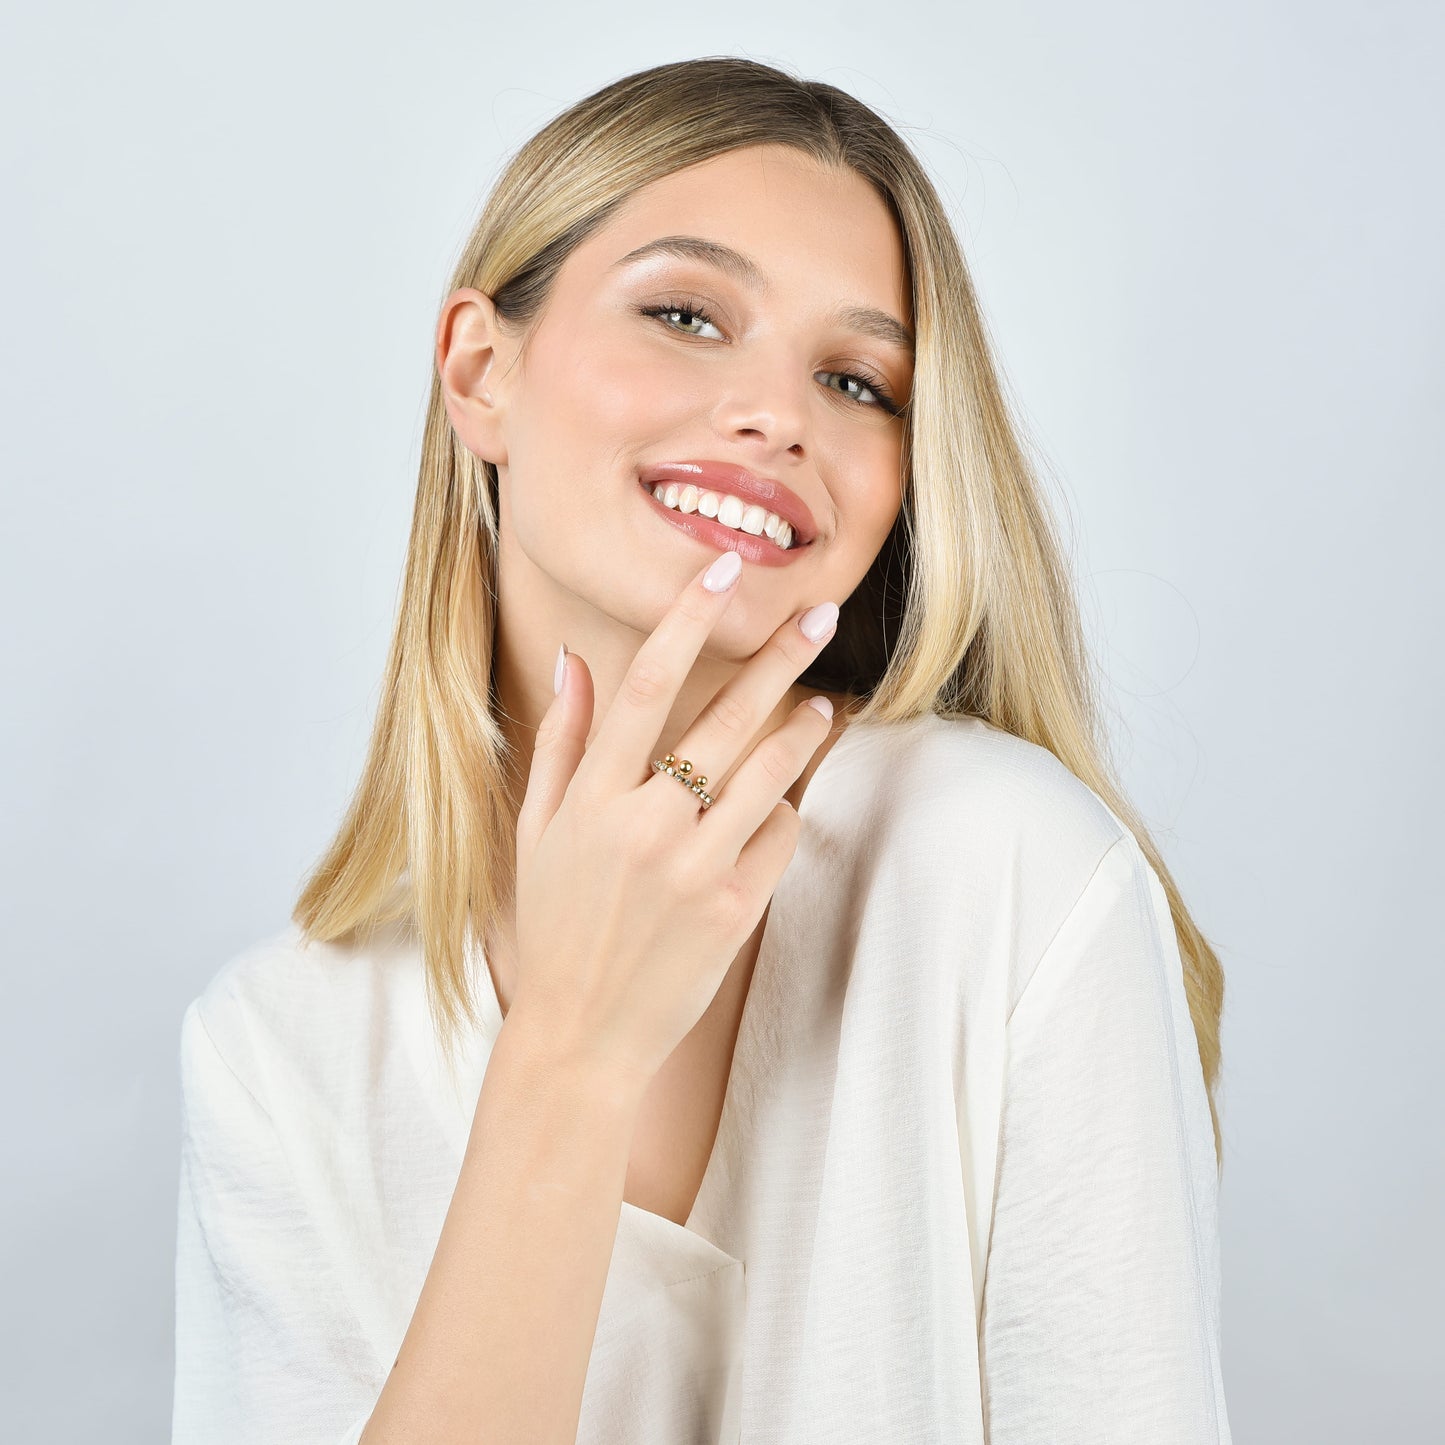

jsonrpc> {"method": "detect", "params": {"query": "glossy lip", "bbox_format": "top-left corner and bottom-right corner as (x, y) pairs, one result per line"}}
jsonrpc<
(636, 478), (812, 568)
(638, 460), (819, 546)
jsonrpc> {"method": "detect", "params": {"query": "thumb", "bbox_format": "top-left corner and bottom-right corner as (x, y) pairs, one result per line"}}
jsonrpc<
(516, 642), (593, 854)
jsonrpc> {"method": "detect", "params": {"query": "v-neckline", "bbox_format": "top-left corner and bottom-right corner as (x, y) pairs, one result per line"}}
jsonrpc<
(461, 713), (886, 1255)
(645, 712), (886, 1250)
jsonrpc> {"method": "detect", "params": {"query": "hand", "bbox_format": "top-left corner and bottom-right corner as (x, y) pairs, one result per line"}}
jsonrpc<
(505, 552), (840, 1093)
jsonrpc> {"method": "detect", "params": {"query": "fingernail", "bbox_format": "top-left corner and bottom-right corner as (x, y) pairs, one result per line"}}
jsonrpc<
(703, 551), (743, 592)
(554, 642), (567, 695)
(799, 601), (839, 642)
(806, 695), (833, 719)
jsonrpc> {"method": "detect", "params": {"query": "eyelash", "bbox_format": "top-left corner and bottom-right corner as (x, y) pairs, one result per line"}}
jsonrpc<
(636, 296), (905, 417)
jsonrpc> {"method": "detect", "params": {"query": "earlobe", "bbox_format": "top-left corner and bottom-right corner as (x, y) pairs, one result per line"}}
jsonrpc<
(436, 286), (509, 464)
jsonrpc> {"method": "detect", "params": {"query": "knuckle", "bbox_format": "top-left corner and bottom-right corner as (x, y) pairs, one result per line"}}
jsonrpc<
(755, 736), (797, 788)
(531, 713), (564, 752)
(676, 590), (717, 628)
(708, 688), (754, 740)
(617, 824), (659, 872)
(621, 800), (666, 853)
(783, 630), (817, 669)
(621, 655), (671, 708)
(711, 875), (751, 929)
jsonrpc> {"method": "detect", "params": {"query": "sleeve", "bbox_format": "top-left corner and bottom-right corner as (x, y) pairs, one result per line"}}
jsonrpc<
(977, 833), (1232, 1445)
(172, 997), (380, 1445)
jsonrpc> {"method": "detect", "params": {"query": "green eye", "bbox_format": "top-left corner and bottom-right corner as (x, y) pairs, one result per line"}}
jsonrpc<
(637, 299), (905, 417)
(640, 299), (725, 341)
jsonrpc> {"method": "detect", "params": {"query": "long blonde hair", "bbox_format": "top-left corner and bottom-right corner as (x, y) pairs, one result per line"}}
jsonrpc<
(293, 56), (1227, 1172)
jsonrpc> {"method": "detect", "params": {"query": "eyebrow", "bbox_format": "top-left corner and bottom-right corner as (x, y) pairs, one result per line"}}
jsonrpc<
(611, 234), (915, 354)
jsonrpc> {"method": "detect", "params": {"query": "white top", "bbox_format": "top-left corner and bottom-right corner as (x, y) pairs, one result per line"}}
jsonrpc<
(172, 711), (1232, 1444)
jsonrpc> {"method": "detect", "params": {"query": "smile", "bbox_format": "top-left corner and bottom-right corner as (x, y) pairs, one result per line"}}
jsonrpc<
(652, 480), (797, 547)
(637, 479), (815, 568)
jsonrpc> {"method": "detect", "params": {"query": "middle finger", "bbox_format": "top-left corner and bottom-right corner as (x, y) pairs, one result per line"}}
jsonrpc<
(651, 598), (840, 807)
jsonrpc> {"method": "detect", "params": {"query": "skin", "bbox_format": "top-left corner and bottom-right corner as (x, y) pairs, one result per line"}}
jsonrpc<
(435, 141), (914, 1022)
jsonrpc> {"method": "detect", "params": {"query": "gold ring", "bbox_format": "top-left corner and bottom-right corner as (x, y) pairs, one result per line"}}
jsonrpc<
(650, 752), (715, 809)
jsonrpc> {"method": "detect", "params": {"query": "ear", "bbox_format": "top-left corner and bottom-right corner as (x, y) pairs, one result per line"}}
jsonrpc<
(436, 287), (515, 465)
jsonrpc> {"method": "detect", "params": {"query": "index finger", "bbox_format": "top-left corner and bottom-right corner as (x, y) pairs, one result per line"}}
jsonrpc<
(579, 550), (744, 796)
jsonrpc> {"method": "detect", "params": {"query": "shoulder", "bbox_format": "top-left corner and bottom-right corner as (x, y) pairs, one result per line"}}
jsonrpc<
(181, 914), (425, 1107)
(831, 713), (1135, 1005)
(842, 711), (1128, 866)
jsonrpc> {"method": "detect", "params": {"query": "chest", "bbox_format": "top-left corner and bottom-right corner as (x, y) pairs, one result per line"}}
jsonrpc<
(623, 1045), (731, 1227)
(621, 908), (767, 1228)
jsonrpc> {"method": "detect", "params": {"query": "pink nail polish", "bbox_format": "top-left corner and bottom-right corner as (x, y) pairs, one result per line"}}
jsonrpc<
(799, 601), (839, 642)
(704, 551), (743, 592)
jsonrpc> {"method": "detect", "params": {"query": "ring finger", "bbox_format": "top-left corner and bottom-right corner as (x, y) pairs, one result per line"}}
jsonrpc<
(651, 598), (839, 812)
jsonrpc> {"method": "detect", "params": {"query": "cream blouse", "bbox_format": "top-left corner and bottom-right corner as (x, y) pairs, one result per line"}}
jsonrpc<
(172, 711), (1232, 1443)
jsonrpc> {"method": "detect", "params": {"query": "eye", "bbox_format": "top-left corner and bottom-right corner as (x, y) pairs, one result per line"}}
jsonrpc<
(639, 298), (726, 341)
(638, 297), (906, 417)
(819, 369), (902, 416)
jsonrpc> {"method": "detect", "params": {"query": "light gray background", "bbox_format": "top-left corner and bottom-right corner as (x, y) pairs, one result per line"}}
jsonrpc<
(3, 3), (1440, 1439)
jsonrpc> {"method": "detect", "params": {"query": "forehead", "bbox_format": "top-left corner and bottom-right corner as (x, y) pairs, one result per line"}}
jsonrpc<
(567, 144), (912, 326)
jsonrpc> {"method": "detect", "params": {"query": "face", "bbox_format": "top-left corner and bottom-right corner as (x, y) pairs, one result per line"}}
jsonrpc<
(438, 143), (913, 745)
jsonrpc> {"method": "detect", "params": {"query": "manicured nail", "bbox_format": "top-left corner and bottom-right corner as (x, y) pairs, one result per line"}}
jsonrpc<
(799, 601), (839, 642)
(806, 695), (833, 719)
(704, 551), (743, 592)
(554, 642), (567, 695)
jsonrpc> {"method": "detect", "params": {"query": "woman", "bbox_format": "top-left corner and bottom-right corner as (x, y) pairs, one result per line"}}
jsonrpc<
(173, 57), (1232, 1444)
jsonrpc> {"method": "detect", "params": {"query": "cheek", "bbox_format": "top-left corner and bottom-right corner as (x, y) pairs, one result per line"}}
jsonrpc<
(819, 434), (906, 544)
(555, 335), (698, 444)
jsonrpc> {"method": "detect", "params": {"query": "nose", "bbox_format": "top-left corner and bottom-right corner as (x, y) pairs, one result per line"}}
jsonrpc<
(709, 348), (809, 460)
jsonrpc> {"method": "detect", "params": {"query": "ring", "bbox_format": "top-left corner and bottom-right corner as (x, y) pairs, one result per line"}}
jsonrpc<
(650, 752), (715, 809)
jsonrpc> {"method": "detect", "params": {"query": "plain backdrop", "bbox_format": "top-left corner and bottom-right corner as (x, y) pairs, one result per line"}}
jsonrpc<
(3, 2), (1440, 1439)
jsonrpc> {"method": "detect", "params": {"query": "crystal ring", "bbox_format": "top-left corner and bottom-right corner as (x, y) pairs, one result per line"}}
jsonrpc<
(650, 752), (715, 809)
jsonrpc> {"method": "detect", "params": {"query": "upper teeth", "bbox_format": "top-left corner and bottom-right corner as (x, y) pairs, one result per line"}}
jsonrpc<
(650, 482), (797, 549)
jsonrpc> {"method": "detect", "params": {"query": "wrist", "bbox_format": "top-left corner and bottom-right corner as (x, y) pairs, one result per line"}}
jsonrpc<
(492, 1000), (653, 1117)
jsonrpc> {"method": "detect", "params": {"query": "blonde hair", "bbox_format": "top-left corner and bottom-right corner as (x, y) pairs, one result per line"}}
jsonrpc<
(293, 56), (1227, 1172)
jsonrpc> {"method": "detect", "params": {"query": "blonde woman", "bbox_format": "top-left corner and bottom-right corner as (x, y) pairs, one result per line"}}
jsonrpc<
(172, 56), (1232, 1445)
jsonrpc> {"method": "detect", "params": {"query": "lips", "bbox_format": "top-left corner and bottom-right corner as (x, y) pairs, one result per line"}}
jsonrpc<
(637, 461), (819, 545)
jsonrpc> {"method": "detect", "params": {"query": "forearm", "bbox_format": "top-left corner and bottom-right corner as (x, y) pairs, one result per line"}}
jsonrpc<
(360, 1008), (645, 1445)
